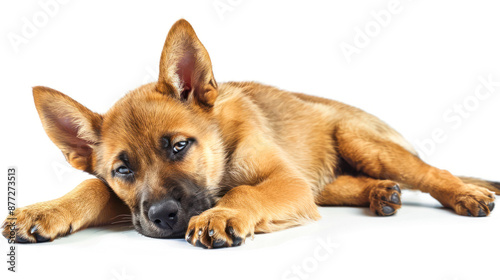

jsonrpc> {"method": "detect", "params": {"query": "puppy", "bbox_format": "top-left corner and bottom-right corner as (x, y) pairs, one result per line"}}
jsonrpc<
(3, 19), (497, 248)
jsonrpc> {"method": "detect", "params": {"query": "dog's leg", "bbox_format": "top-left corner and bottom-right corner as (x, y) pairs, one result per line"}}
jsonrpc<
(186, 171), (320, 248)
(2, 179), (129, 243)
(316, 175), (402, 216)
(335, 126), (495, 217)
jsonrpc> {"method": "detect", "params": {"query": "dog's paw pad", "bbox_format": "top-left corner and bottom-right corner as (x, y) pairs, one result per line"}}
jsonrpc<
(487, 202), (495, 211)
(194, 239), (207, 249)
(370, 182), (402, 217)
(212, 239), (228, 248)
(15, 235), (32, 243)
(390, 192), (400, 204)
(227, 226), (244, 247)
(382, 206), (395, 215)
(478, 208), (486, 217)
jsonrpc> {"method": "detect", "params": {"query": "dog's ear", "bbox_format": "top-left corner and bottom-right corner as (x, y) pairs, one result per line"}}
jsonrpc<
(156, 19), (218, 108)
(33, 86), (102, 173)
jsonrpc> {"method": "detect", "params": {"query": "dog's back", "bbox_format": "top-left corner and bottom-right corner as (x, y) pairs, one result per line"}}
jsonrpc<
(214, 81), (416, 196)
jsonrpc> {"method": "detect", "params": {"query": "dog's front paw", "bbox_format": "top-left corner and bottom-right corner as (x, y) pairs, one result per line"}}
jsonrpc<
(1, 202), (73, 243)
(185, 208), (252, 249)
(451, 184), (495, 217)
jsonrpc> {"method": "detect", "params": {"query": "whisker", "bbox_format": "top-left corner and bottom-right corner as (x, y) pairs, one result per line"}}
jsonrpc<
(112, 214), (132, 219)
(111, 220), (133, 225)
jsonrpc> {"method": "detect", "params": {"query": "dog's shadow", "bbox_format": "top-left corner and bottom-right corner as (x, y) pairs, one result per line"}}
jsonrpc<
(30, 200), (452, 247)
(30, 223), (137, 246)
(360, 201), (448, 216)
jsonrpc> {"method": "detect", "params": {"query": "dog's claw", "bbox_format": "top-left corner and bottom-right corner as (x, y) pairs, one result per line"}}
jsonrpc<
(186, 209), (250, 249)
(488, 202), (495, 211)
(391, 184), (401, 193)
(186, 229), (194, 241)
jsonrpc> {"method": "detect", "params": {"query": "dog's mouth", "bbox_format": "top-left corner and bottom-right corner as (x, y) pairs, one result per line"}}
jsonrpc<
(132, 189), (214, 239)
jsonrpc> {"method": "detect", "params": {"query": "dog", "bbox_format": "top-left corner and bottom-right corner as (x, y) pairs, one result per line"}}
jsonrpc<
(3, 19), (498, 248)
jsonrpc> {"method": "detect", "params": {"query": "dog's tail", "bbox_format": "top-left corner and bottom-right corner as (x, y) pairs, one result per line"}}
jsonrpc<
(459, 176), (500, 195)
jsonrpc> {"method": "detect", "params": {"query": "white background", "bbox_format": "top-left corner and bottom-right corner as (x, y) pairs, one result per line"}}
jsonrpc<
(1, 0), (500, 279)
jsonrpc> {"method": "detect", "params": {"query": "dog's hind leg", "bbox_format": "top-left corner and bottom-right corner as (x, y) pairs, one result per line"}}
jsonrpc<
(316, 175), (402, 216)
(334, 123), (495, 217)
(1, 179), (129, 243)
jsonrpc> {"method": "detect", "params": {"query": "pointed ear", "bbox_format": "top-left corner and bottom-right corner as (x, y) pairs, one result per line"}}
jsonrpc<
(33, 86), (102, 173)
(156, 19), (218, 108)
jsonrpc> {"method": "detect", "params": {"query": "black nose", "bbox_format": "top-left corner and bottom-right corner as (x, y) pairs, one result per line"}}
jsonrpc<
(148, 199), (179, 230)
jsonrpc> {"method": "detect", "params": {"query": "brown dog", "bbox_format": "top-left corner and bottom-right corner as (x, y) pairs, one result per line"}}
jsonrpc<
(2, 19), (498, 248)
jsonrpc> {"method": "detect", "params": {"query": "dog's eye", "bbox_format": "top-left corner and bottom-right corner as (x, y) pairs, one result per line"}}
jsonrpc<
(173, 141), (188, 153)
(116, 166), (132, 175)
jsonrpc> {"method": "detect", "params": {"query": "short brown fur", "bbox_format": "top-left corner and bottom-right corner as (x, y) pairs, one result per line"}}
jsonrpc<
(3, 19), (497, 248)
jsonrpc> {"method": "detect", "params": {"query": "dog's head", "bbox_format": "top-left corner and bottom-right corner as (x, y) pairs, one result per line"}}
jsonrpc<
(32, 20), (225, 238)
